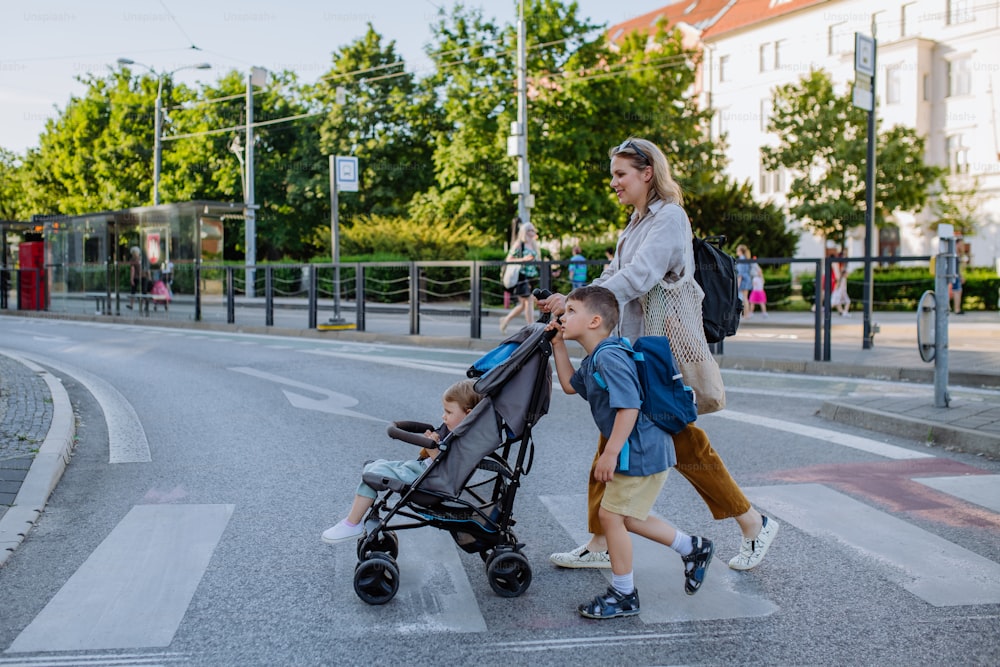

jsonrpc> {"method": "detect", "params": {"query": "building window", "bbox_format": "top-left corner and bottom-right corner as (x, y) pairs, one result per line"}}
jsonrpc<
(759, 42), (774, 72)
(947, 57), (971, 96)
(774, 40), (785, 69)
(716, 108), (729, 139)
(946, 134), (970, 174)
(758, 160), (784, 194)
(923, 73), (931, 101)
(901, 2), (916, 36)
(828, 23), (850, 56)
(719, 55), (730, 82)
(948, 0), (974, 24)
(760, 97), (773, 132)
(886, 67), (901, 104)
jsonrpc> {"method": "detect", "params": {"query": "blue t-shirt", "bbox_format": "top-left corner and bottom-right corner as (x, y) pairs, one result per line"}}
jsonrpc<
(569, 336), (674, 476)
(569, 253), (588, 285)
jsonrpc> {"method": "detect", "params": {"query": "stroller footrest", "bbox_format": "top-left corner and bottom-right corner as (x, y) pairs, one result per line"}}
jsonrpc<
(362, 471), (410, 494)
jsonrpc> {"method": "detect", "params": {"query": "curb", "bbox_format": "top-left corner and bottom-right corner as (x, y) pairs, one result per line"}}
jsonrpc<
(820, 400), (1000, 459)
(0, 356), (76, 567)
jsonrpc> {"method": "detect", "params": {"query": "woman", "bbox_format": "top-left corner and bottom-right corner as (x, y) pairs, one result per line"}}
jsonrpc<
(539, 138), (779, 572)
(499, 222), (540, 335)
(736, 245), (753, 318)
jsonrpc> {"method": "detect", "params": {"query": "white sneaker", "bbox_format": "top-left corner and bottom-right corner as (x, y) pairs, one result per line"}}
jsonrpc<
(728, 515), (780, 571)
(549, 543), (611, 569)
(321, 519), (364, 544)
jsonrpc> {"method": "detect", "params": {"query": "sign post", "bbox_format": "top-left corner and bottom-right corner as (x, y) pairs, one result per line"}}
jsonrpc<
(324, 155), (358, 328)
(854, 31), (877, 349)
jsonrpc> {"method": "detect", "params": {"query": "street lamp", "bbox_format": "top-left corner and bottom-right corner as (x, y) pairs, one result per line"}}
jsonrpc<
(117, 58), (211, 205)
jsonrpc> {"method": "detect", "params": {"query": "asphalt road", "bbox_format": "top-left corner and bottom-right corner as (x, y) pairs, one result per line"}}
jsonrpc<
(0, 317), (998, 666)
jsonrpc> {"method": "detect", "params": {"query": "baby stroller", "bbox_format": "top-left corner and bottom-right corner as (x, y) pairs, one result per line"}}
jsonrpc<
(351, 321), (554, 605)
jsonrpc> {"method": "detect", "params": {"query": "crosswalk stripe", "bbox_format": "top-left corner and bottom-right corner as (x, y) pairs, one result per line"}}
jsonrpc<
(8, 505), (234, 653)
(338, 524), (488, 633)
(539, 494), (778, 622)
(746, 483), (1000, 607)
(912, 474), (1000, 513)
(711, 409), (934, 460)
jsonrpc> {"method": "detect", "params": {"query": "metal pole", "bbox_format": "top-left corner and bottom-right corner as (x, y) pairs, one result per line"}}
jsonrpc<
(934, 238), (953, 407)
(153, 79), (163, 205)
(329, 155), (344, 323)
(862, 28), (878, 349)
(516, 0), (531, 225)
(245, 71), (257, 298)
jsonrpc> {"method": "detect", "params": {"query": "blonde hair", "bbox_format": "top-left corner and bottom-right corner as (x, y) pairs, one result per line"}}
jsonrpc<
(609, 137), (683, 207)
(442, 379), (482, 413)
(516, 222), (539, 253)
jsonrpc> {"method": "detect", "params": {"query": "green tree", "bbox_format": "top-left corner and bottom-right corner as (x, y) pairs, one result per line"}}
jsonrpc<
(19, 68), (168, 214)
(761, 69), (943, 248)
(0, 148), (27, 220)
(930, 174), (982, 238)
(684, 178), (799, 259)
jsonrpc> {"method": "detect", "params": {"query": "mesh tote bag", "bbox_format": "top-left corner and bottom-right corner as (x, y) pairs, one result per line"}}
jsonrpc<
(640, 263), (726, 415)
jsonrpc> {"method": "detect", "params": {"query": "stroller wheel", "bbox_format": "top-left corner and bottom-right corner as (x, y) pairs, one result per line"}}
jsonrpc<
(486, 552), (532, 598)
(357, 530), (399, 561)
(354, 554), (400, 605)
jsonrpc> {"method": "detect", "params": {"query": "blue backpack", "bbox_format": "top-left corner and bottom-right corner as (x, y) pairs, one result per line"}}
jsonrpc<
(591, 337), (697, 435)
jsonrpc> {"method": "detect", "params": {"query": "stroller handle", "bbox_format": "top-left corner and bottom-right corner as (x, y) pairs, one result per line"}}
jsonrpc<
(532, 289), (553, 324)
(533, 289), (559, 340)
(387, 420), (440, 449)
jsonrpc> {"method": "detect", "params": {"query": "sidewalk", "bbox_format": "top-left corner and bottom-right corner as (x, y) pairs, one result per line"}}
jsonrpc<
(2, 307), (998, 565)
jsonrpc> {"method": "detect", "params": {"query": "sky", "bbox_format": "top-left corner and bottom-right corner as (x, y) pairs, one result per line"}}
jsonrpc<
(0, 0), (664, 155)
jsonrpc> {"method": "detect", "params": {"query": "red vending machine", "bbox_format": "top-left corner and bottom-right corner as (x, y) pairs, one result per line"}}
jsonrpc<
(19, 241), (47, 310)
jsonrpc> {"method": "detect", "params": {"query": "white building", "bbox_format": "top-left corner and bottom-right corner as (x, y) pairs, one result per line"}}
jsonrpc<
(610, 0), (1000, 268)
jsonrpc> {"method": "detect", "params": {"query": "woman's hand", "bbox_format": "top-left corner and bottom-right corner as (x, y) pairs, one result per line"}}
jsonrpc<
(537, 292), (566, 316)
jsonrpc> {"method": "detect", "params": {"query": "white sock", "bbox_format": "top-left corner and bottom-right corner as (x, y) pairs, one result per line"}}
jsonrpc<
(670, 530), (694, 557)
(611, 572), (634, 596)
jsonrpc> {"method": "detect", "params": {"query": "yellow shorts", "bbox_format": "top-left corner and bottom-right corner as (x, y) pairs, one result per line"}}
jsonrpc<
(600, 470), (669, 521)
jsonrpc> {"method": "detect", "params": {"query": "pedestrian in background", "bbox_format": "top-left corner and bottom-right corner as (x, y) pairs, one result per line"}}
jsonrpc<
(747, 262), (768, 319)
(499, 222), (540, 335)
(736, 244), (753, 318)
(569, 245), (589, 289)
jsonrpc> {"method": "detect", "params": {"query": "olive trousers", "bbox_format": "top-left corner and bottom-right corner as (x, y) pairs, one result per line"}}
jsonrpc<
(587, 423), (751, 534)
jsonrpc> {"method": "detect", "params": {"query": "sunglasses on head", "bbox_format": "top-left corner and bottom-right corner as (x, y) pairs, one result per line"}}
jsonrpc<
(616, 140), (650, 164)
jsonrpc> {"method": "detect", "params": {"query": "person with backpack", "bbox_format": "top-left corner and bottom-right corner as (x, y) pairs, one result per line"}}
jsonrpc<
(499, 222), (541, 335)
(546, 285), (714, 618)
(538, 137), (779, 572)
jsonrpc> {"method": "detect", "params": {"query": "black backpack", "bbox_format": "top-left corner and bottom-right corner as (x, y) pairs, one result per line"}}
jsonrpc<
(692, 236), (742, 343)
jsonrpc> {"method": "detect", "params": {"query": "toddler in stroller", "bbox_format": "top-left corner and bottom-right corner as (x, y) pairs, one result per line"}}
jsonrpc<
(321, 379), (483, 544)
(330, 321), (554, 605)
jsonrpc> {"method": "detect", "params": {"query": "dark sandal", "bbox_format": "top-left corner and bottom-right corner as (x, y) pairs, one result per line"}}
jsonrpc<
(578, 586), (640, 619)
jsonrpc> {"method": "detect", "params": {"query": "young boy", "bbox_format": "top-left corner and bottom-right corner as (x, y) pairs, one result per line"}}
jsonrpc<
(321, 379), (482, 544)
(547, 285), (714, 619)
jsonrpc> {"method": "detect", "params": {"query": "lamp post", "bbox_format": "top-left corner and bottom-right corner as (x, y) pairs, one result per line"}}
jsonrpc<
(116, 58), (211, 205)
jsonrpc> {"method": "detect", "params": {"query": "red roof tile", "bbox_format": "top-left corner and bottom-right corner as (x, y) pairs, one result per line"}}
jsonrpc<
(606, 0), (737, 44)
(702, 0), (830, 39)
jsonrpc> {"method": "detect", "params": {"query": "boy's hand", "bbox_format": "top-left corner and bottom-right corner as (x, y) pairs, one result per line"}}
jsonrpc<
(594, 450), (617, 482)
(424, 429), (440, 442)
(544, 317), (564, 344)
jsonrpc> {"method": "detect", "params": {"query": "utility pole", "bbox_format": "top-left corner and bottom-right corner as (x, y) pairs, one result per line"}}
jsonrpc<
(508, 0), (532, 224)
(244, 67), (268, 297)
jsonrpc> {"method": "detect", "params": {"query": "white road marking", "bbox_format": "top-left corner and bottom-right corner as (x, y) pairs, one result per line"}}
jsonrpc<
(913, 474), (1000, 513)
(8, 351), (150, 464)
(710, 409), (934, 460)
(539, 494), (778, 622)
(303, 349), (469, 375)
(229, 366), (384, 422)
(7, 504), (234, 652)
(747, 484), (1000, 607)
